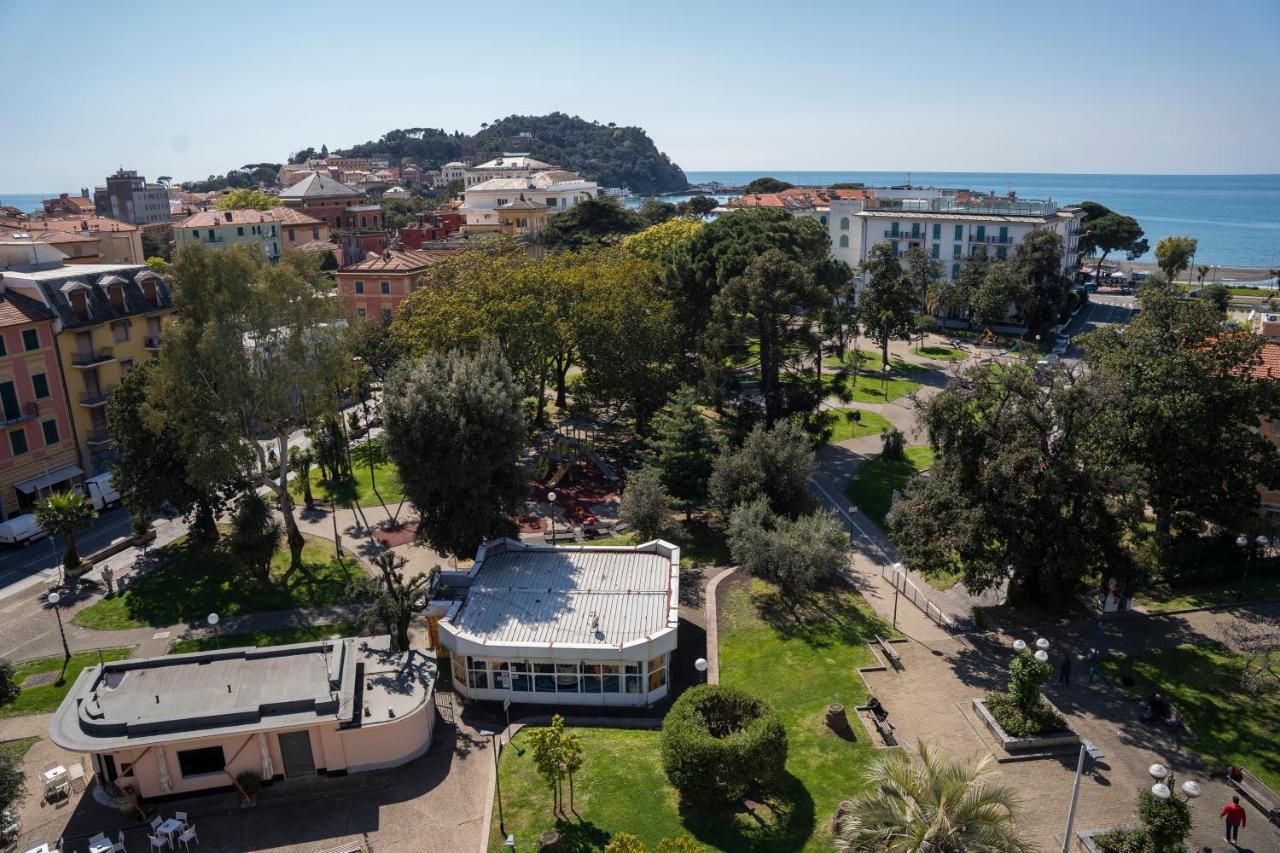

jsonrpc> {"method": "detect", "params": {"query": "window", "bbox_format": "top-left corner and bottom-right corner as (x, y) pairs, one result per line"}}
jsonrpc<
(624, 663), (643, 694)
(648, 655), (668, 691)
(533, 662), (556, 692)
(9, 429), (28, 456)
(380, 308), (392, 324)
(0, 381), (18, 420)
(119, 358), (134, 374)
(840, 216), (850, 230)
(952, 263), (961, 279)
(112, 321), (129, 344)
(466, 657), (489, 690)
(360, 216), (368, 228)
(70, 292), (88, 320)
(545, 198), (557, 207)
(555, 663), (579, 693)
(931, 243), (940, 259)
(954, 224), (963, 241)
(953, 244), (962, 258)
(380, 281), (390, 295)
(511, 661), (531, 692)
(999, 226), (1008, 243)
(601, 663), (620, 693)
(932, 223), (941, 240)
(890, 241), (898, 255)
(312, 227), (319, 240)
(22, 329), (39, 351)
(236, 226), (244, 236)
(356, 307), (366, 318)
(207, 230), (215, 241)
(996, 246), (1007, 261)
(354, 281), (364, 294)
(32, 373), (49, 399)
(975, 225), (986, 242)
(176, 746), (225, 778)
(42, 419), (58, 446)
(839, 235), (849, 248)
(0, 336), (5, 356)
(191, 230), (199, 239)
(582, 663), (602, 694)
(889, 223), (899, 237)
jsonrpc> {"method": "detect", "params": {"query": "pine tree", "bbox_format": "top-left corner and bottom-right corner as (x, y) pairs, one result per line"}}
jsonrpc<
(648, 386), (717, 519)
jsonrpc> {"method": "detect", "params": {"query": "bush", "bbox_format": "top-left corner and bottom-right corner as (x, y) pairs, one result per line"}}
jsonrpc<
(235, 771), (262, 797)
(0, 659), (16, 708)
(660, 684), (787, 808)
(726, 498), (846, 601)
(1137, 789), (1192, 852)
(619, 467), (671, 541)
(984, 649), (1065, 737)
(881, 428), (905, 461)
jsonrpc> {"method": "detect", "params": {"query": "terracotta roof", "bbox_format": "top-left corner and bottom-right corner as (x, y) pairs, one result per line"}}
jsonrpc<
(1251, 342), (1280, 379)
(43, 195), (94, 211)
(497, 195), (547, 210)
(6, 214), (138, 234)
(177, 209), (278, 228)
(296, 240), (343, 265)
(0, 289), (55, 328)
(728, 187), (874, 209)
(338, 249), (451, 273)
(268, 207), (324, 226)
(25, 229), (98, 246)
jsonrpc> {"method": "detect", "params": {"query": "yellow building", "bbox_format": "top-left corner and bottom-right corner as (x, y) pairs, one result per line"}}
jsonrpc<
(0, 262), (175, 474)
(0, 215), (145, 265)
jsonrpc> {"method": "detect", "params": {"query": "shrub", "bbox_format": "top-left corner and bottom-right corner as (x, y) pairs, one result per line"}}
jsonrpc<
(726, 498), (846, 602)
(619, 467), (671, 541)
(660, 684), (787, 808)
(984, 650), (1065, 737)
(1137, 789), (1192, 852)
(881, 428), (905, 461)
(235, 771), (262, 797)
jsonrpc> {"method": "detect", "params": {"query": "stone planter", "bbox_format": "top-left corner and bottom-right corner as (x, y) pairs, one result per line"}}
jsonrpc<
(1076, 827), (1192, 853)
(972, 697), (1079, 752)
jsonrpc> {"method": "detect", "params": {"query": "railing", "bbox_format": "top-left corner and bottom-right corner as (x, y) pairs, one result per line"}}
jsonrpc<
(144, 335), (161, 349)
(884, 230), (925, 240)
(881, 562), (954, 629)
(79, 387), (114, 406)
(70, 347), (115, 367)
(969, 234), (1013, 245)
(84, 429), (112, 445)
(0, 400), (38, 427)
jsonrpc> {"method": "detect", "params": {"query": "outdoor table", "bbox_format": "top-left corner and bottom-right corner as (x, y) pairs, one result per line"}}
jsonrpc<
(89, 838), (113, 853)
(158, 817), (185, 845)
(41, 766), (67, 788)
(24, 845), (50, 853)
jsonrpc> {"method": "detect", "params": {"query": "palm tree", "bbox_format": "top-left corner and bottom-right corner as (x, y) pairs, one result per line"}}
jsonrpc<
(834, 741), (1034, 853)
(1196, 265), (1211, 286)
(35, 490), (95, 577)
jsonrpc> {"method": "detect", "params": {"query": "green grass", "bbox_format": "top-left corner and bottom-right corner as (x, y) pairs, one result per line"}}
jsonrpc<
(1, 649), (131, 717)
(823, 370), (923, 403)
(844, 446), (935, 527)
(922, 567), (964, 592)
(823, 349), (925, 374)
(292, 441), (405, 508)
(0, 736), (40, 762)
(168, 622), (359, 654)
(1135, 574), (1280, 612)
(913, 345), (968, 361)
(73, 529), (366, 631)
(1101, 644), (1280, 794)
(489, 578), (893, 852)
(825, 408), (893, 443)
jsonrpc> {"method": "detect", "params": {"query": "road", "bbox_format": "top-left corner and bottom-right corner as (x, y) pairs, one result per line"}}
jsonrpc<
(1062, 293), (1138, 341)
(0, 506), (134, 599)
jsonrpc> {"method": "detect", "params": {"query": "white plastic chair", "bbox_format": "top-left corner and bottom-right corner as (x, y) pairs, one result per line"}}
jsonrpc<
(147, 834), (168, 851)
(177, 824), (198, 851)
(174, 812), (187, 827)
(148, 817), (163, 834)
(111, 830), (127, 852)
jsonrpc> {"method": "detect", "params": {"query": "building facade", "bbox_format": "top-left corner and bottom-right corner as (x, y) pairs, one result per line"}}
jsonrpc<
(463, 153), (556, 187)
(436, 539), (680, 708)
(93, 170), (171, 226)
(459, 170), (600, 229)
(0, 284), (81, 520)
(278, 172), (365, 232)
(271, 207), (330, 252)
(436, 162), (466, 188)
(42, 192), (94, 217)
(1, 215), (144, 266)
(335, 249), (450, 321)
(174, 210), (283, 260)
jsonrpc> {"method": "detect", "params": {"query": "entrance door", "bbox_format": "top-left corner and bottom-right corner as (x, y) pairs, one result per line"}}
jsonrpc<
(277, 731), (315, 777)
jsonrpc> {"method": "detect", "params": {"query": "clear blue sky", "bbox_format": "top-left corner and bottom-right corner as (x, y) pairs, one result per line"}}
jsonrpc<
(1, 0), (1277, 191)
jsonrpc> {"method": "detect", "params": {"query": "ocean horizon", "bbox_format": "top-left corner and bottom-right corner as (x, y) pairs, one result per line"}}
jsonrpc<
(6, 170), (1278, 267)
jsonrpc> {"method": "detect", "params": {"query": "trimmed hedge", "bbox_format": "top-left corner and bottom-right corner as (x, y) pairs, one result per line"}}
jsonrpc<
(660, 684), (787, 808)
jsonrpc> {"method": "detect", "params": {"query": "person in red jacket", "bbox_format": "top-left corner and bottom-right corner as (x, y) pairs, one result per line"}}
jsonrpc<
(1221, 794), (1247, 844)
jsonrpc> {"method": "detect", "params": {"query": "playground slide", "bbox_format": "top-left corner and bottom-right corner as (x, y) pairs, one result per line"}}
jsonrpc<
(547, 462), (570, 488)
(996, 340), (1021, 357)
(589, 450), (619, 482)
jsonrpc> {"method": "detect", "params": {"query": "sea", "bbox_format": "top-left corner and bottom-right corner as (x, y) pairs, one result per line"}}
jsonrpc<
(6, 171), (1279, 267)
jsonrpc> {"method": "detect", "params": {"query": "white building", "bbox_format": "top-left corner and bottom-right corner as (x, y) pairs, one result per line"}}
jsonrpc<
(459, 170), (601, 227)
(463, 152), (556, 187)
(828, 194), (1086, 282)
(436, 538), (680, 707)
(436, 162), (467, 189)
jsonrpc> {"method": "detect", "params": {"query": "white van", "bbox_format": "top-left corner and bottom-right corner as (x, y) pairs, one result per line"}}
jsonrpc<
(83, 473), (121, 512)
(0, 513), (47, 546)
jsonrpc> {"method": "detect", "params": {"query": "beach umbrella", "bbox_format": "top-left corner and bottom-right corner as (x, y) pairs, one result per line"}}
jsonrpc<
(258, 732), (274, 779)
(157, 747), (173, 794)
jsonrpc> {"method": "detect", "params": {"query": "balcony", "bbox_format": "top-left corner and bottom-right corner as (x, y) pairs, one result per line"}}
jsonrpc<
(969, 234), (1014, 245)
(70, 347), (115, 368)
(0, 401), (38, 428)
(144, 335), (161, 350)
(84, 429), (113, 445)
(883, 230), (925, 241)
(79, 386), (114, 407)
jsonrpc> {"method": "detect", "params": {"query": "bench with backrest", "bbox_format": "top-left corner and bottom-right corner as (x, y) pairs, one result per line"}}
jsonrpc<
(875, 635), (903, 671)
(872, 713), (896, 746)
(545, 529), (578, 543)
(1230, 767), (1280, 824)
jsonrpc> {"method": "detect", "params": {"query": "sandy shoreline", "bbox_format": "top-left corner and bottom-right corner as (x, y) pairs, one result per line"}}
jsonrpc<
(1096, 259), (1276, 283)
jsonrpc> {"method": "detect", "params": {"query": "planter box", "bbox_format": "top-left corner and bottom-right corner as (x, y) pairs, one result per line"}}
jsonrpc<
(1076, 827), (1191, 853)
(972, 697), (1079, 752)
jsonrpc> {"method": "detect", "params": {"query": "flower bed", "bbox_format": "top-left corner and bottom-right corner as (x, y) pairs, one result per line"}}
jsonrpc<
(972, 696), (1078, 752)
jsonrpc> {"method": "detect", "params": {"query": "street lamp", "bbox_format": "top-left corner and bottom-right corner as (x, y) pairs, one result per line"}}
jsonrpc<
(1148, 761), (1202, 802)
(694, 657), (708, 683)
(1236, 533), (1269, 585)
(207, 612), (220, 649)
(1061, 739), (1105, 853)
(881, 364), (891, 399)
(483, 729), (506, 836)
(891, 562), (904, 628)
(46, 592), (70, 666)
(1012, 636), (1050, 662)
(546, 491), (557, 541)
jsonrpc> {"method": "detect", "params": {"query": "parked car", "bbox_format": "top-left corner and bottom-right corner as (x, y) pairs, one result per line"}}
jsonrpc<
(0, 513), (47, 546)
(83, 472), (122, 511)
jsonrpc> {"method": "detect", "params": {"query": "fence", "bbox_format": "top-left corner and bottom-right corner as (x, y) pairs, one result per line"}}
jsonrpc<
(880, 562), (954, 629)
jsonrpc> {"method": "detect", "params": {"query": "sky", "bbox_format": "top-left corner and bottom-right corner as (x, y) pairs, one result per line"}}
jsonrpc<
(1, 0), (1278, 192)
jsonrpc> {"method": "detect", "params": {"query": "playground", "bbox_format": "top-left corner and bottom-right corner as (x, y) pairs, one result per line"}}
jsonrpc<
(517, 420), (625, 537)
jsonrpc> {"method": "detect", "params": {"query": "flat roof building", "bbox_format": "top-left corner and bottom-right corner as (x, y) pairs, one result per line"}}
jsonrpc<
(50, 637), (437, 800)
(437, 538), (680, 707)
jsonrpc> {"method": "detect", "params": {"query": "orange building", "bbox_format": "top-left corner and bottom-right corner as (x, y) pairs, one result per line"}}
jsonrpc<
(278, 172), (364, 232)
(270, 207), (330, 251)
(335, 249), (451, 323)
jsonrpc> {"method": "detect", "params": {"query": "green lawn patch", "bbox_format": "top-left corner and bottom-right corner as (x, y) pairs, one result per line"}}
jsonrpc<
(293, 440), (405, 509)
(922, 567), (964, 592)
(0, 736), (40, 762)
(822, 370), (923, 403)
(844, 445), (935, 527)
(1, 648), (130, 717)
(823, 349), (925, 374)
(1136, 574), (1280, 612)
(1101, 644), (1280, 794)
(73, 529), (366, 631)
(825, 408), (893, 443)
(168, 622), (359, 654)
(913, 345), (968, 361)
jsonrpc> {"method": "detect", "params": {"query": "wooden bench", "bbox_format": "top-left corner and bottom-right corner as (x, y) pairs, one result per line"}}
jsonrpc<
(876, 635), (903, 671)
(545, 529), (578, 543)
(872, 714), (897, 746)
(1230, 767), (1280, 824)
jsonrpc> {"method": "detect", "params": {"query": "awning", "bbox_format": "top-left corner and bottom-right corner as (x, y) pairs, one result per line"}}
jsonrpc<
(14, 465), (83, 495)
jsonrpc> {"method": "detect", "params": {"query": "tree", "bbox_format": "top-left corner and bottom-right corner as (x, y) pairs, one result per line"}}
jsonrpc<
(679, 195), (718, 216)
(741, 177), (793, 194)
(709, 420), (814, 518)
(621, 217), (703, 264)
(1202, 283), (1230, 312)
(213, 189), (278, 211)
(540, 197), (644, 252)
(350, 550), (439, 651)
(383, 342), (526, 557)
(528, 714), (573, 815)
(726, 498), (846, 602)
(638, 198), (679, 226)
(1195, 264), (1211, 285)
(834, 741), (1034, 853)
(619, 467), (671, 541)
(227, 492), (281, 589)
(148, 245), (349, 574)
(290, 446), (316, 510)
(648, 386), (717, 517)
(712, 249), (829, 425)
(969, 261), (1021, 328)
(887, 363), (1137, 607)
(857, 244), (919, 369)
(1155, 235), (1197, 284)
(1010, 229), (1070, 338)
(1082, 286), (1280, 536)
(1082, 212), (1148, 275)
(881, 427), (905, 461)
(145, 256), (172, 274)
(35, 491), (95, 574)
(902, 244), (943, 319)
(0, 746), (24, 835)
(0, 658), (17, 707)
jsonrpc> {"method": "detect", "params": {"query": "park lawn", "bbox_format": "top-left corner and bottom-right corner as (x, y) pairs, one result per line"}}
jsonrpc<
(823, 348), (925, 374)
(1101, 644), (1280, 794)
(168, 622), (359, 654)
(73, 529), (366, 631)
(293, 441), (405, 509)
(844, 446), (935, 527)
(1, 648), (131, 717)
(593, 519), (732, 575)
(922, 567), (964, 592)
(823, 370), (923, 403)
(1135, 574), (1280, 613)
(913, 345), (968, 361)
(0, 736), (40, 761)
(826, 408), (893, 443)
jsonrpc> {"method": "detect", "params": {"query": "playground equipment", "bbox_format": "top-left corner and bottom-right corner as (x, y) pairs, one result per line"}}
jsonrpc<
(996, 340), (1021, 358)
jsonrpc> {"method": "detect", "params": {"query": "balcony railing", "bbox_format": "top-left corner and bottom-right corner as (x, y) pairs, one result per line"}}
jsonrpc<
(969, 234), (1014, 245)
(70, 347), (115, 367)
(84, 429), (113, 445)
(144, 335), (161, 349)
(79, 386), (114, 407)
(883, 230), (925, 241)
(0, 401), (38, 427)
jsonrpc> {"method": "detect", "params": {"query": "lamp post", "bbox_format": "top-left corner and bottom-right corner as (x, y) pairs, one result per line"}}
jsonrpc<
(46, 592), (70, 666)
(1237, 533), (1269, 586)
(1148, 761), (1202, 803)
(694, 657), (708, 683)
(1012, 636), (1050, 663)
(881, 364), (890, 399)
(546, 491), (557, 541)
(207, 612), (220, 649)
(1061, 739), (1105, 853)
(483, 729), (506, 836)
(890, 562), (904, 628)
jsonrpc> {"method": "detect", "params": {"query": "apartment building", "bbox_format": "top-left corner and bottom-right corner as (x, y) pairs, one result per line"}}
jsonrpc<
(42, 192), (94, 217)
(459, 170), (600, 229)
(463, 153), (554, 187)
(278, 172), (365, 232)
(335, 249), (451, 322)
(436, 162), (466, 188)
(0, 215), (144, 266)
(271, 207), (330, 252)
(93, 169), (171, 226)
(174, 209), (283, 260)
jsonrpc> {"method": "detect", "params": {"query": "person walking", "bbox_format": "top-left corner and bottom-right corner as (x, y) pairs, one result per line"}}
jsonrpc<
(1058, 654), (1072, 687)
(1221, 794), (1247, 844)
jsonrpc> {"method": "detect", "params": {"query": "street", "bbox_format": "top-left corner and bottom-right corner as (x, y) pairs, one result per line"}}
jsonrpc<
(0, 506), (133, 599)
(1062, 292), (1138, 342)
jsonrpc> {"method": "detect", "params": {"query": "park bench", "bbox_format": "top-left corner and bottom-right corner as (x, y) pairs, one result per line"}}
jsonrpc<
(545, 529), (578, 544)
(1230, 767), (1280, 824)
(875, 635), (903, 671)
(872, 713), (896, 746)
